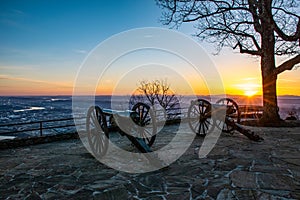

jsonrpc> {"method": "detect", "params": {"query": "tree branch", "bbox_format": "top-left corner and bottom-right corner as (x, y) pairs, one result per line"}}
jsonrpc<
(274, 54), (300, 75)
(205, 24), (261, 54)
(273, 17), (300, 42)
(272, 6), (299, 18)
(157, 0), (298, 58)
(182, 4), (250, 23)
(233, 41), (261, 55)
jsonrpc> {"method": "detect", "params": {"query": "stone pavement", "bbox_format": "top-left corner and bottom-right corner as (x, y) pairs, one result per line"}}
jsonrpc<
(0, 124), (300, 199)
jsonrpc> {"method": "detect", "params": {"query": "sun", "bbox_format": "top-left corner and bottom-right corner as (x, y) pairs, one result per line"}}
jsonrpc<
(244, 90), (257, 97)
(235, 83), (260, 97)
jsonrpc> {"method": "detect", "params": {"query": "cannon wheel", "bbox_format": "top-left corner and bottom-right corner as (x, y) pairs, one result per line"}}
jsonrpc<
(86, 106), (109, 158)
(131, 102), (157, 147)
(215, 98), (241, 133)
(188, 99), (214, 136)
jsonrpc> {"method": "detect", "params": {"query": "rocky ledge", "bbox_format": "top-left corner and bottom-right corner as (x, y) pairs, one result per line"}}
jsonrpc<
(0, 125), (299, 199)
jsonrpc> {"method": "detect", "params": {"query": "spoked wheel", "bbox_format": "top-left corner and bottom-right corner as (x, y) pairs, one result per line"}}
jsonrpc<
(215, 98), (241, 133)
(131, 102), (157, 147)
(86, 106), (109, 158)
(188, 99), (214, 136)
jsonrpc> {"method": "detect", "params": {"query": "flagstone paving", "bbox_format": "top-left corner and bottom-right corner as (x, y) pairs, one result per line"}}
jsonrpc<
(0, 124), (299, 199)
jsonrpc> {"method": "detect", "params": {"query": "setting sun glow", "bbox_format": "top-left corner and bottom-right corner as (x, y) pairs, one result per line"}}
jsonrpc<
(244, 90), (258, 97)
(236, 83), (260, 97)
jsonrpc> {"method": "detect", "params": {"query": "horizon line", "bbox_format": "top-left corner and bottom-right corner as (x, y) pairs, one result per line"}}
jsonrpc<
(1, 94), (300, 98)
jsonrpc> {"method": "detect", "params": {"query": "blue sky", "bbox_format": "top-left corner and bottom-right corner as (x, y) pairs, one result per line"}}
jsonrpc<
(0, 0), (171, 95)
(0, 0), (162, 66)
(0, 0), (299, 96)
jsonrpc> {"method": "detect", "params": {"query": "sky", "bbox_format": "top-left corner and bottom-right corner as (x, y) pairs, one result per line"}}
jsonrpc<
(0, 0), (299, 96)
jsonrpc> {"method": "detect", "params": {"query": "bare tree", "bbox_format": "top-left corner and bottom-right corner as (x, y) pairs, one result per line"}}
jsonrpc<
(157, 0), (300, 123)
(138, 80), (160, 106)
(130, 80), (181, 120)
(155, 80), (179, 110)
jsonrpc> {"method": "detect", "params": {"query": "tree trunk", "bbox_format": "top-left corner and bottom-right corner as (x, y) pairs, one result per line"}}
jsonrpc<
(259, 0), (282, 124)
(260, 69), (281, 123)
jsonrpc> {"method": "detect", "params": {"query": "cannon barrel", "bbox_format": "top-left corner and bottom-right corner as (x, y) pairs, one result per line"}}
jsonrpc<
(225, 117), (263, 141)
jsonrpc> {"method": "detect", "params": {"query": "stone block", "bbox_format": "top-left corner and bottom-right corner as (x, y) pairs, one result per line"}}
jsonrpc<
(230, 171), (257, 189)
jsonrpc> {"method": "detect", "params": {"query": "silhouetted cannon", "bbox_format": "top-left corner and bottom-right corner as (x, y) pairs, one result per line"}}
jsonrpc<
(188, 98), (263, 141)
(86, 102), (164, 167)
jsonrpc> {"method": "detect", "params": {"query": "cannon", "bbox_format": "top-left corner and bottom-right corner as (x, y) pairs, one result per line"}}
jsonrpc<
(188, 98), (263, 141)
(86, 102), (165, 167)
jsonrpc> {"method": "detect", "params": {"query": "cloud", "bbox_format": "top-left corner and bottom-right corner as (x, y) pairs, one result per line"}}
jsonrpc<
(11, 9), (25, 15)
(0, 9), (25, 18)
(0, 74), (73, 88)
(234, 83), (260, 88)
(73, 49), (88, 54)
(0, 74), (46, 83)
(242, 77), (259, 81)
(0, 74), (74, 95)
(0, 9), (26, 28)
(0, 65), (35, 71)
(278, 79), (297, 83)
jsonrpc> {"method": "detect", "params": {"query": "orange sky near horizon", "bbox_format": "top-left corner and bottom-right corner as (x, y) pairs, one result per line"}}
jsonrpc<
(1, 76), (299, 97)
(1, 55), (299, 97)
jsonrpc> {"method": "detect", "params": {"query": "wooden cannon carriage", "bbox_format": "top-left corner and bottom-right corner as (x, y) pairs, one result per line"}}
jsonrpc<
(188, 98), (263, 141)
(86, 102), (158, 160)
